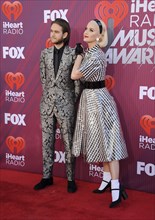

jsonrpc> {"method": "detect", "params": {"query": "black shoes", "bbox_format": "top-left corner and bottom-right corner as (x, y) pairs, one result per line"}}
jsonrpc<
(92, 181), (128, 208)
(109, 185), (128, 208)
(34, 178), (77, 193)
(67, 180), (77, 193)
(34, 178), (53, 190)
(92, 180), (111, 194)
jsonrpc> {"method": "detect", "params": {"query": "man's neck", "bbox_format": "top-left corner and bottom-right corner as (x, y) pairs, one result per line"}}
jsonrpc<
(54, 43), (65, 50)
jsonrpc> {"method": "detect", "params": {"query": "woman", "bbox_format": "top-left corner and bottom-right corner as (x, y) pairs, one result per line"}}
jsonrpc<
(71, 19), (128, 208)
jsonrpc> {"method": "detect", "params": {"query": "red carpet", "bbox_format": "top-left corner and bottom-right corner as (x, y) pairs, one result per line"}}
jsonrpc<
(0, 169), (154, 220)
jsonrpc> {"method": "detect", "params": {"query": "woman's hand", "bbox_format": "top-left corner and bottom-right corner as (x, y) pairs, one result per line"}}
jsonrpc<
(75, 43), (84, 56)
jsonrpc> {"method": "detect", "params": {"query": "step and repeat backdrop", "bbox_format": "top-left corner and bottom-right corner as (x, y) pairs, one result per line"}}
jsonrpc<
(0, 0), (155, 193)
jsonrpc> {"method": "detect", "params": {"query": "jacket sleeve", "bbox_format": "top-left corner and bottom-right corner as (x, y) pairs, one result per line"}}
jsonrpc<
(71, 47), (82, 102)
(74, 80), (82, 103)
(40, 50), (46, 90)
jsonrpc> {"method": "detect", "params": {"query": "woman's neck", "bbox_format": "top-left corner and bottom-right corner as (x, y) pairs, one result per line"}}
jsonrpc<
(88, 42), (97, 49)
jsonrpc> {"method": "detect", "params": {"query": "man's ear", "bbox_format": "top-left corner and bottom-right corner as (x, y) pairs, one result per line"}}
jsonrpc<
(63, 32), (68, 39)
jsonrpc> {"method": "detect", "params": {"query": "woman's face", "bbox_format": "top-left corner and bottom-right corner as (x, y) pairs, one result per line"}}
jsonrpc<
(83, 20), (100, 45)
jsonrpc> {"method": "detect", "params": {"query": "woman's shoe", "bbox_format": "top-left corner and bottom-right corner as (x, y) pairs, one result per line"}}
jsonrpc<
(92, 180), (111, 194)
(109, 185), (128, 208)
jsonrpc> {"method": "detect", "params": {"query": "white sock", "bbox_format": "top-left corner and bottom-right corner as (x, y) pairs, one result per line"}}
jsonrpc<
(111, 179), (120, 202)
(98, 172), (111, 190)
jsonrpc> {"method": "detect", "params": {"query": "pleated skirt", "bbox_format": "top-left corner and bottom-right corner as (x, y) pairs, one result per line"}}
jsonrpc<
(72, 88), (128, 163)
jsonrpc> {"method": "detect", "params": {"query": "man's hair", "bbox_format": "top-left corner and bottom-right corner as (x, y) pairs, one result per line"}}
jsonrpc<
(51, 18), (70, 45)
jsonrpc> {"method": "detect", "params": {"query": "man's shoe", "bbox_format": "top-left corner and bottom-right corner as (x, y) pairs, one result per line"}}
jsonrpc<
(34, 178), (53, 190)
(67, 180), (77, 193)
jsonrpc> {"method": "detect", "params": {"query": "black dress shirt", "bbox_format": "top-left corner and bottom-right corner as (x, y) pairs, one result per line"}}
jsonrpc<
(53, 46), (65, 76)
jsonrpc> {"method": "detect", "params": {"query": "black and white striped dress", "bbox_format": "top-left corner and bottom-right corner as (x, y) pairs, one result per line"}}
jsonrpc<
(72, 45), (128, 163)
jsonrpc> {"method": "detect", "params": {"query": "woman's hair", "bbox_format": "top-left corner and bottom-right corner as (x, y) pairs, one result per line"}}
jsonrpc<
(51, 18), (70, 45)
(94, 19), (108, 48)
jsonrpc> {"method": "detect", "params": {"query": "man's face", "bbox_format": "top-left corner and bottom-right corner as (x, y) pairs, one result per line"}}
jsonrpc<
(50, 23), (65, 45)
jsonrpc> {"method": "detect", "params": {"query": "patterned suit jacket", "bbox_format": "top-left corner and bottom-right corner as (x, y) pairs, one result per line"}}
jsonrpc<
(40, 46), (81, 118)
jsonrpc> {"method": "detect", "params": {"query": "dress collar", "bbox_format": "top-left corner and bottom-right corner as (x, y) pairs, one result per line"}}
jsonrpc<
(87, 44), (100, 54)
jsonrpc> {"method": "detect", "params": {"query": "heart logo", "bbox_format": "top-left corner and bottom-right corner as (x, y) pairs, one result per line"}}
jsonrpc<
(94, 0), (129, 28)
(5, 72), (25, 90)
(140, 115), (155, 136)
(6, 136), (25, 154)
(46, 38), (54, 48)
(105, 75), (115, 91)
(2, 1), (23, 21)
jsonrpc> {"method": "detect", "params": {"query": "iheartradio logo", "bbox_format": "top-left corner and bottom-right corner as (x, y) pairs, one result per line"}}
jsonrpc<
(6, 136), (25, 154)
(2, 1), (23, 21)
(5, 72), (25, 90)
(46, 38), (54, 48)
(105, 75), (115, 91)
(140, 115), (155, 136)
(94, 0), (128, 28)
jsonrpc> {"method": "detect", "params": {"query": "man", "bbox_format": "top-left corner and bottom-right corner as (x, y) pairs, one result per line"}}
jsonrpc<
(34, 18), (81, 193)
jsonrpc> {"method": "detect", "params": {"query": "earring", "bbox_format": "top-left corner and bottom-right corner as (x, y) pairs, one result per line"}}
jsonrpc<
(96, 38), (99, 42)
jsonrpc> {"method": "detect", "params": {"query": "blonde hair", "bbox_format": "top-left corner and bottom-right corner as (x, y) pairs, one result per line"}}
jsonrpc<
(98, 20), (108, 48)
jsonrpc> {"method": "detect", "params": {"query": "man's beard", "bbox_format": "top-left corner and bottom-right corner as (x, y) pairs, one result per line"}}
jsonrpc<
(54, 38), (64, 45)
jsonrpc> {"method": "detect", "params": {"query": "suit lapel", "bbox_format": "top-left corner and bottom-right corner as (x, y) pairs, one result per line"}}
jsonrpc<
(56, 46), (69, 80)
(48, 47), (55, 78)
